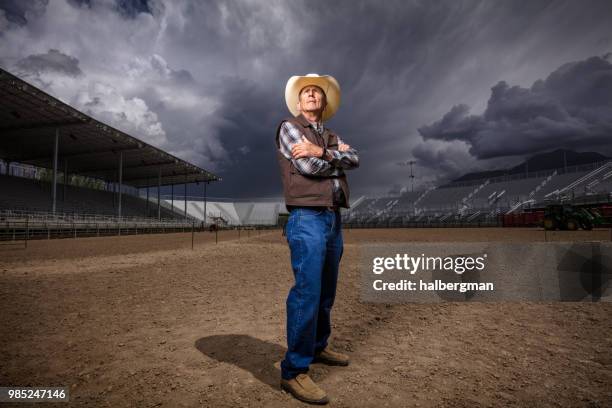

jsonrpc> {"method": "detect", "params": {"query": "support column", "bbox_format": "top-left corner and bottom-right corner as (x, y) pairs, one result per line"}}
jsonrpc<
(118, 152), (123, 218)
(157, 168), (161, 220)
(63, 160), (68, 202)
(112, 176), (116, 210)
(146, 181), (149, 217)
(203, 182), (208, 226)
(52, 128), (59, 214)
(171, 184), (174, 214)
(184, 176), (187, 219)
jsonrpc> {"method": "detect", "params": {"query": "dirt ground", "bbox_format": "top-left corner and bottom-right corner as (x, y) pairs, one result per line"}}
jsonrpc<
(1, 228), (611, 407)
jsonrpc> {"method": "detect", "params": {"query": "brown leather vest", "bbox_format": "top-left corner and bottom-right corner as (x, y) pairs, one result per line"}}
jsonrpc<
(275, 114), (350, 208)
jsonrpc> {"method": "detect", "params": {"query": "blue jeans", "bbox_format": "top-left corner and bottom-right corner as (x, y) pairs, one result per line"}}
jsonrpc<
(281, 207), (343, 380)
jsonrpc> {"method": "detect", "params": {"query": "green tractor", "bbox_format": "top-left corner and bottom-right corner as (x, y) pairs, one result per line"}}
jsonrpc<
(542, 204), (602, 231)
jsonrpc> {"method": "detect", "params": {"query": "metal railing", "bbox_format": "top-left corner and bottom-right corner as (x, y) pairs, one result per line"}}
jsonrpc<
(0, 208), (286, 243)
(0, 209), (198, 242)
(343, 218), (502, 229)
(0, 208), (191, 224)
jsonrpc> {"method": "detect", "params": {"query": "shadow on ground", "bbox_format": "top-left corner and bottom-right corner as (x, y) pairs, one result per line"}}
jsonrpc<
(196, 334), (285, 389)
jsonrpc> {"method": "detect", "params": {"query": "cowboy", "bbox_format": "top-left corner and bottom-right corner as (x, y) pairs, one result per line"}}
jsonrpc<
(275, 74), (359, 404)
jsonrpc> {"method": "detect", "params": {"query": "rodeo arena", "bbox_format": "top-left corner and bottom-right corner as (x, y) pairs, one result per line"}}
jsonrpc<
(1, 63), (612, 240)
(1, 66), (611, 407)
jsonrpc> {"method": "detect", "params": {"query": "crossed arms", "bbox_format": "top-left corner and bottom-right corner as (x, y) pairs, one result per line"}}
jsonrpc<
(278, 121), (360, 177)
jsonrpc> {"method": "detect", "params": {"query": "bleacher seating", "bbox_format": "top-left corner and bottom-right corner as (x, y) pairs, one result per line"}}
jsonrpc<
(466, 176), (548, 210)
(537, 170), (590, 199)
(591, 179), (612, 194)
(417, 185), (474, 211)
(392, 191), (421, 215)
(344, 160), (612, 224)
(0, 174), (180, 219)
(5, 160), (610, 228)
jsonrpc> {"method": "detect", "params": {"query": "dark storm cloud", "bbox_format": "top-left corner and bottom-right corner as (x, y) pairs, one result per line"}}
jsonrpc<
(2, 0), (612, 197)
(114, 0), (152, 18)
(65, 0), (155, 18)
(169, 68), (194, 84)
(204, 78), (284, 197)
(412, 141), (473, 178)
(194, 0), (598, 195)
(417, 55), (612, 159)
(16, 49), (82, 77)
(172, 0), (495, 196)
(66, 0), (91, 8)
(148, 54), (194, 85)
(150, 74), (286, 198)
(0, 0), (154, 25)
(0, 0), (47, 25)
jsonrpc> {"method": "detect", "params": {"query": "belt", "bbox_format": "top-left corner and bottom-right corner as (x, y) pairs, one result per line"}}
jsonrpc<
(287, 205), (339, 212)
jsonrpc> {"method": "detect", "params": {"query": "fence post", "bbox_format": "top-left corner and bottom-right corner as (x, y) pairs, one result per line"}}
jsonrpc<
(191, 221), (194, 250)
(215, 227), (218, 244)
(25, 216), (29, 249)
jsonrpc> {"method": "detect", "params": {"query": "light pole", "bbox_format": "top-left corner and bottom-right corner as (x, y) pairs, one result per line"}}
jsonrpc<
(397, 160), (417, 193)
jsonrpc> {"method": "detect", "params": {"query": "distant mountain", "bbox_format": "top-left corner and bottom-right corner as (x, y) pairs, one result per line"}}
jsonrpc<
(508, 149), (608, 173)
(452, 169), (508, 182)
(453, 149), (609, 183)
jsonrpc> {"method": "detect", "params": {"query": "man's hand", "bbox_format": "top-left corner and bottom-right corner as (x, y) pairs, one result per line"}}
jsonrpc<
(291, 136), (324, 159)
(339, 142), (350, 152)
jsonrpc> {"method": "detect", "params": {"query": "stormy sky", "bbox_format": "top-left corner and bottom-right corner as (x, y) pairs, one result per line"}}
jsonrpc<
(1, 0), (611, 199)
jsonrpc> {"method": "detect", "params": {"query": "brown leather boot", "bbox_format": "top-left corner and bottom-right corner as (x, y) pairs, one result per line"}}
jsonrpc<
(280, 373), (329, 405)
(313, 348), (350, 366)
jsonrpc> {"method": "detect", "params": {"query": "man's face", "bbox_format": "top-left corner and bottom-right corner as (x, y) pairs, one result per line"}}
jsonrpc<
(298, 85), (326, 114)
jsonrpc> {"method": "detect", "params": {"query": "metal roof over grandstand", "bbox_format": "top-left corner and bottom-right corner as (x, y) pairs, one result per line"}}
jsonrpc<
(0, 67), (220, 188)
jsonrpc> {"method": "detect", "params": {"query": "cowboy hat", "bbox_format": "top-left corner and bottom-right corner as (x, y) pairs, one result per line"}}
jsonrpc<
(285, 73), (341, 122)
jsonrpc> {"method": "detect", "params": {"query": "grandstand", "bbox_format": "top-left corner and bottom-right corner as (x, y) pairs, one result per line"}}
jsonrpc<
(345, 158), (612, 227)
(0, 67), (219, 240)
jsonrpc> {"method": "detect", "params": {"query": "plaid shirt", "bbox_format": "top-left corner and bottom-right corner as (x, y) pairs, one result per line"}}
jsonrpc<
(278, 120), (359, 205)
